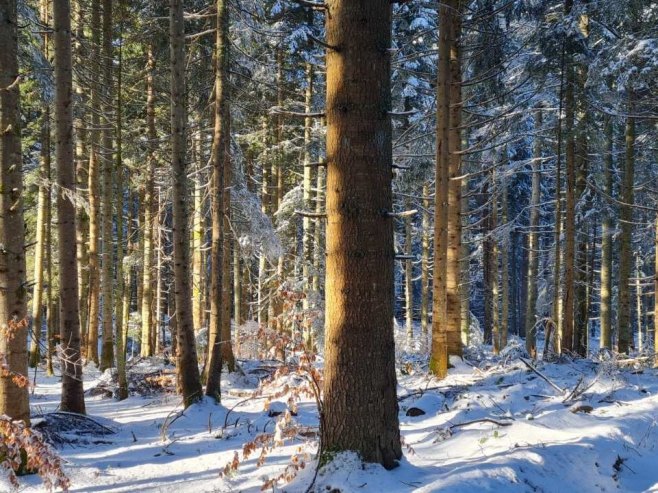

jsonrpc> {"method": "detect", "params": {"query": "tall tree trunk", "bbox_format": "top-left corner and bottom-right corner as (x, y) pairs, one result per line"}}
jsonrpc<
(403, 198), (414, 345)
(561, 0), (576, 353)
(600, 116), (614, 349)
(54, 0), (86, 414)
(635, 253), (643, 351)
(460, 179), (470, 346)
(446, 6), (462, 356)
(0, 0), (30, 423)
(99, 0), (115, 371)
(654, 215), (658, 367)
(73, 0), (90, 352)
(500, 183), (509, 350)
(140, 44), (156, 358)
(115, 12), (128, 399)
(302, 62), (314, 312)
(86, 0), (102, 365)
(525, 109), (541, 357)
(206, 0), (231, 400)
(30, 0), (51, 367)
(170, 0), (202, 407)
(420, 182), (431, 349)
(617, 97), (635, 354)
(322, 0), (401, 468)
(429, 0), (455, 377)
(192, 125), (205, 332)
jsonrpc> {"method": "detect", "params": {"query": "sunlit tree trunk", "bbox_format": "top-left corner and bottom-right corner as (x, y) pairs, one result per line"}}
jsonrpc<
(54, 0), (86, 414)
(170, 0), (202, 407)
(500, 183), (509, 351)
(429, 0), (454, 377)
(600, 116), (614, 350)
(115, 14), (128, 398)
(302, 63), (314, 312)
(99, 0), (115, 371)
(404, 198), (414, 345)
(140, 44), (156, 358)
(0, 0), (30, 423)
(321, 0), (401, 468)
(30, 0), (51, 368)
(86, 0), (102, 365)
(192, 125), (205, 333)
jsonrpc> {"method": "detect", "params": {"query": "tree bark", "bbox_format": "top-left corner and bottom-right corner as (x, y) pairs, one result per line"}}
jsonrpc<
(420, 181), (430, 349)
(170, 0), (202, 407)
(99, 0), (114, 371)
(206, 0), (231, 400)
(600, 117), (613, 350)
(30, 0), (51, 368)
(140, 43), (156, 358)
(525, 110), (541, 357)
(321, 0), (401, 469)
(429, 0), (454, 377)
(54, 0), (86, 414)
(0, 0), (30, 423)
(617, 97), (635, 354)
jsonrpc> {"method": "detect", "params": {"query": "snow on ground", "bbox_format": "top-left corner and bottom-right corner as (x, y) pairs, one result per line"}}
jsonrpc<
(11, 341), (658, 493)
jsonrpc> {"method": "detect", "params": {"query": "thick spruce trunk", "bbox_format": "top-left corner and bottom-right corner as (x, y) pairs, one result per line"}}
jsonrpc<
(321, 0), (401, 469)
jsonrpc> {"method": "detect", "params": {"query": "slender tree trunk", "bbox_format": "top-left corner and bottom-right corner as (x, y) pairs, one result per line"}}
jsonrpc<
(192, 125), (205, 332)
(46, 193), (54, 377)
(500, 183), (509, 350)
(170, 0), (202, 407)
(635, 254), (643, 351)
(525, 110), (541, 357)
(115, 13), (128, 398)
(403, 199), (414, 345)
(86, 0), (102, 365)
(460, 178), (470, 346)
(420, 182), (430, 350)
(54, 0), (86, 414)
(600, 117), (614, 349)
(322, 0), (401, 469)
(73, 0), (90, 353)
(446, 6), (463, 356)
(30, 1), (51, 367)
(99, 0), (115, 371)
(617, 98), (635, 354)
(221, 125), (235, 371)
(429, 0), (454, 377)
(302, 63), (314, 312)
(654, 215), (658, 366)
(140, 44), (156, 358)
(0, 0), (30, 423)
(206, 0), (231, 400)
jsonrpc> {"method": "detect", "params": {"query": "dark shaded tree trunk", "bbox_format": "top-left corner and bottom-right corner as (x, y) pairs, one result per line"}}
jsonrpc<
(170, 0), (202, 407)
(54, 0), (86, 414)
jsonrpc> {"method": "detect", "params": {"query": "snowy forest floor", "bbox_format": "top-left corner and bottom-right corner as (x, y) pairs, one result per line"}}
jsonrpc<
(12, 333), (658, 493)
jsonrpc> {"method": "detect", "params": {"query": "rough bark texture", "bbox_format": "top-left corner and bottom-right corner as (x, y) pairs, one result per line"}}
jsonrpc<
(617, 100), (635, 354)
(0, 0), (30, 423)
(54, 0), (86, 414)
(140, 44), (156, 358)
(99, 0), (114, 371)
(525, 110), (541, 357)
(429, 0), (454, 378)
(30, 2), (50, 366)
(420, 182), (431, 349)
(561, 0), (575, 353)
(446, 7), (463, 356)
(170, 0), (202, 407)
(600, 117), (613, 349)
(205, 0), (230, 400)
(86, 0), (102, 365)
(321, 0), (402, 469)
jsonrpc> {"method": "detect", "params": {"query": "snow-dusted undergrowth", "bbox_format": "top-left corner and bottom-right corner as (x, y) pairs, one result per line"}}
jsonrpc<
(13, 340), (658, 493)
